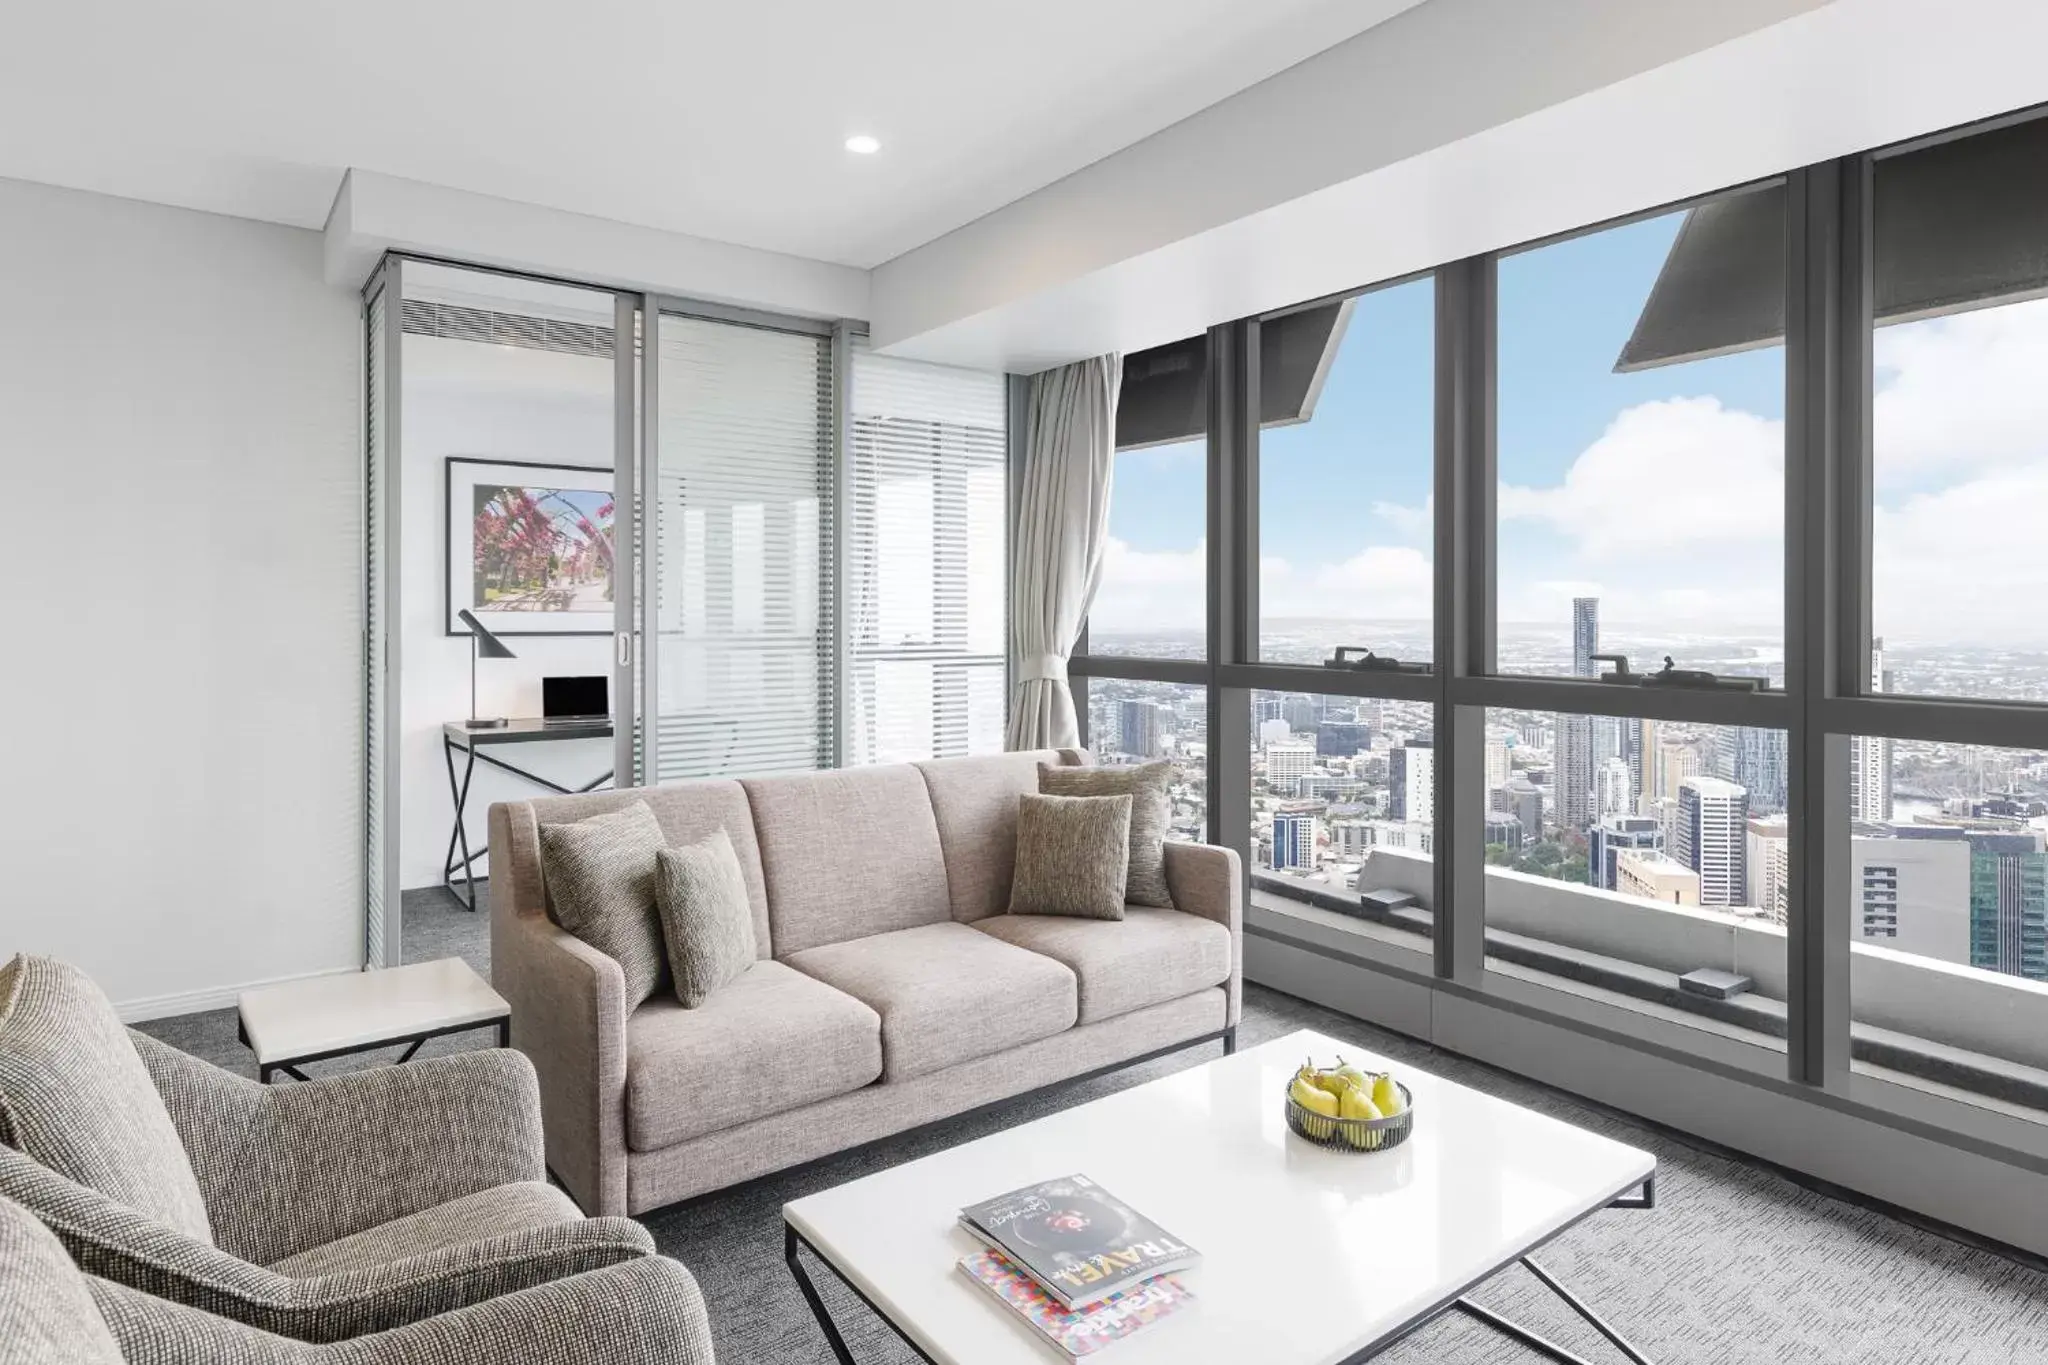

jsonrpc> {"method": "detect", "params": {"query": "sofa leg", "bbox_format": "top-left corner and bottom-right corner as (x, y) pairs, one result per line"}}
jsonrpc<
(1223, 1026), (1237, 1056)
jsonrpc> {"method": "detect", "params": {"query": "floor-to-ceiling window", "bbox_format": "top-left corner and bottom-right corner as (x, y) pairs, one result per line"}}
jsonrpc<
(1079, 103), (2048, 1173)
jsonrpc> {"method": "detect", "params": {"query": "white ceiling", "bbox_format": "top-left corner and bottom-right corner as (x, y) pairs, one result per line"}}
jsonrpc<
(0, 0), (1421, 268)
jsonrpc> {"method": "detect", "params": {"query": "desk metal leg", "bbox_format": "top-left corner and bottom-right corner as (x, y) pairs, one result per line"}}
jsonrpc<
(442, 738), (481, 912)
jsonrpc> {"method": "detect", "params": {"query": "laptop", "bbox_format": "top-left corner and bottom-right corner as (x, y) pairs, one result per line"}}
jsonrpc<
(542, 675), (609, 722)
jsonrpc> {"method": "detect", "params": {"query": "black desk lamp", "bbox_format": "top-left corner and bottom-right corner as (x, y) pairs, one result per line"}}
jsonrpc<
(457, 609), (515, 728)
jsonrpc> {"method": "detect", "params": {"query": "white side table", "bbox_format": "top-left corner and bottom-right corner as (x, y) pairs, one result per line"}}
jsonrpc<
(237, 957), (511, 1084)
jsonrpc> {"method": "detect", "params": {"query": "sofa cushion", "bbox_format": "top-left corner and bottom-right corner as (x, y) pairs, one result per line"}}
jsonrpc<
(539, 803), (671, 1008)
(653, 831), (757, 1008)
(973, 908), (1233, 1024)
(784, 923), (1078, 1082)
(1038, 761), (1175, 907)
(1008, 794), (1132, 920)
(743, 765), (953, 956)
(0, 956), (213, 1244)
(519, 778), (773, 958)
(915, 749), (1086, 922)
(624, 962), (881, 1151)
(264, 1182), (588, 1278)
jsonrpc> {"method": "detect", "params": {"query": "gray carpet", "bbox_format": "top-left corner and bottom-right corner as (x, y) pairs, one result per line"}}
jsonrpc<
(135, 887), (2048, 1363)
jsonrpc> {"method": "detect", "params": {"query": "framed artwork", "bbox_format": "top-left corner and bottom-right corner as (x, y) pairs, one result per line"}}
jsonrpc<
(446, 457), (616, 636)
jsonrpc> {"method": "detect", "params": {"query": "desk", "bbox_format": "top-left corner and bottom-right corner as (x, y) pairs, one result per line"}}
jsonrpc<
(444, 718), (614, 911)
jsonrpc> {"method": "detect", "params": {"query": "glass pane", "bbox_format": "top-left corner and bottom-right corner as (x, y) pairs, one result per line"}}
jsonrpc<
(1496, 186), (1786, 681)
(845, 341), (1008, 764)
(1871, 118), (2048, 701)
(1089, 338), (1206, 659)
(401, 262), (619, 894)
(1481, 707), (1787, 1048)
(1253, 691), (1434, 928)
(1081, 678), (1207, 840)
(653, 314), (831, 780)
(1258, 281), (1434, 666)
(1849, 737), (2048, 1113)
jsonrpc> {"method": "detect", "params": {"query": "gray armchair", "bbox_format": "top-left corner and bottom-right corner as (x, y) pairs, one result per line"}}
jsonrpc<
(0, 954), (668, 1341)
(0, 1192), (715, 1365)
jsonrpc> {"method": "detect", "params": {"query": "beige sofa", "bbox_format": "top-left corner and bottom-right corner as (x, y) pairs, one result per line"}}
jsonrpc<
(488, 749), (1242, 1217)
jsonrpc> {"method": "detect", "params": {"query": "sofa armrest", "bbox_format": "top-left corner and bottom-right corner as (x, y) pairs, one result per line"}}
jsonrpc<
(133, 1032), (545, 1265)
(1164, 841), (1243, 1025)
(490, 797), (632, 1217)
(88, 1255), (715, 1365)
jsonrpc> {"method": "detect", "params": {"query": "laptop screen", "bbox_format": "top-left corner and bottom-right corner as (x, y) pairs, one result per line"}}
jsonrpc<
(542, 675), (609, 719)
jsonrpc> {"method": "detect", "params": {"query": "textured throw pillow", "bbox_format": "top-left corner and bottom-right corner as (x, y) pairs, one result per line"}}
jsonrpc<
(0, 955), (214, 1244)
(653, 830), (757, 1009)
(539, 802), (670, 1007)
(1038, 760), (1174, 907)
(1008, 793), (1133, 920)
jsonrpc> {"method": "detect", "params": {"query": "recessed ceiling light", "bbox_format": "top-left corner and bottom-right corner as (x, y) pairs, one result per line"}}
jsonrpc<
(844, 135), (881, 155)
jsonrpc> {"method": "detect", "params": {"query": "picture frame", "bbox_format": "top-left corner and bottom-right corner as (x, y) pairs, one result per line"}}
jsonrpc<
(446, 457), (616, 636)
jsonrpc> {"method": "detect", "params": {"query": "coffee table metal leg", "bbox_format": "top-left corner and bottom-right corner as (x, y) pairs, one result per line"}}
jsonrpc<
(785, 1225), (864, 1365)
(1451, 1254), (1655, 1365)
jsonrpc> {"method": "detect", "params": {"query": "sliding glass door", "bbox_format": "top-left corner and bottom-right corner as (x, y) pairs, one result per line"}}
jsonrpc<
(640, 310), (835, 782)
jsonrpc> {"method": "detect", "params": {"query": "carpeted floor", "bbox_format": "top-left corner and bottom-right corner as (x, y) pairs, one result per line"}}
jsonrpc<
(136, 888), (2048, 1364)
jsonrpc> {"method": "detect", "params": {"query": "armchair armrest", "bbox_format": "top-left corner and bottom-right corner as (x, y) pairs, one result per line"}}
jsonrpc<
(5, 1144), (652, 1343)
(1164, 841), (1244, 1025)
(134, 1032), (544, 1266)
(88, 1256), (716, 1365)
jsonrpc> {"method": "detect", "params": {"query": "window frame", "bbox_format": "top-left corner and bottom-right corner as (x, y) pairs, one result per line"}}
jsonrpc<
(1063, 100), (2048, 1168)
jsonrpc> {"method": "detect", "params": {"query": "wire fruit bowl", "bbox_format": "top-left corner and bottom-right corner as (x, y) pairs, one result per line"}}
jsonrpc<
(1284, 1080), (1414, 1153)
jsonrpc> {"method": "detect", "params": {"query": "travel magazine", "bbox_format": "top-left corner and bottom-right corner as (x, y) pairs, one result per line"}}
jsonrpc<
(957, 1174), (1200, 1310)
(958, 1249), (1193, 1357)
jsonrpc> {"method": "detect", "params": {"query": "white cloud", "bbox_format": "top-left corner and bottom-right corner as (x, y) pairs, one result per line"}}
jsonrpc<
(1499, 396), (1782, 558)
(1087, 537), (1206, 633)
(1873, 296), (2048, 483)
(1263, 545), (1432, 620)
(1369, 496), (1433, 541)
(1873, 465), (2048, 643)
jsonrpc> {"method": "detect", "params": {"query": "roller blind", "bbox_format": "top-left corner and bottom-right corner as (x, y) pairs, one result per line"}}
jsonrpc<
(651, 314), (834, 780)
(363, 277), (395, 967)
(846, 336), (1008, 765)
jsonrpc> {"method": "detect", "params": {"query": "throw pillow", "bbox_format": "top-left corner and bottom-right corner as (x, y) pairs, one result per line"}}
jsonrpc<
(1038, 760), (1174, 907)
(0, 955), (215, 1245)
(1008, 793), (1133, 920)
(538, 802), (670, 1007)
(653, 830), (758, 1009)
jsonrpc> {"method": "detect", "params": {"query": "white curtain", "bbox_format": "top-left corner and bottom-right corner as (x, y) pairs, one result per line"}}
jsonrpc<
(1007, 354), (1122, 750)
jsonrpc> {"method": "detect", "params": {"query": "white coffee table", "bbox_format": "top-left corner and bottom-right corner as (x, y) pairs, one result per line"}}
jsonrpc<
(784, 1028), (1657, 1365)
(236, 957), (510, 1084)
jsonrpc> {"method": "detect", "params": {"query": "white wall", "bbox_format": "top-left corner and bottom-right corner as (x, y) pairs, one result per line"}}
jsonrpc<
(398, 335), (613, 890)
(0, 177), (362, 1017)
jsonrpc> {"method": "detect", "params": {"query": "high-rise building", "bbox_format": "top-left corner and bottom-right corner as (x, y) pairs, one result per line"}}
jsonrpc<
(1849, 639), (1894, 824)
(1271, 811), (1318, 871)
(1316, 720), (1372, 759)
(1492, 776), (1545, 837)
(1557, 598), (1599, 832)
(1485, 738), (1512, 792)
(1746, 816), (1790, 926)
(1264, 741), (1316, 788)
(1653, 739), (1699, 803)
(1719, 728), (1789, 815)
(1485, 815), (1525, 852)
(1253, 696), (1286, 726)
(1851, 831), (1971, 965)
(1678, 776), (1749, 907)
(1117, 699), (1164, 759)
(1617, 850), (1701, 905)
(1590, 816), (1663, 890)
(1389, 741), (1435, 824)
(1596, 757), (1633, 822)
(1631, 718), (1659, 808)
(1281, 693), (1320, 733)
(1965, 831), (2048, 981)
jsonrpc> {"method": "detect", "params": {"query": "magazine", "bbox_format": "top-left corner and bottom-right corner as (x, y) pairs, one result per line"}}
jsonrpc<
(959, 1249), (1193, 1357)
(958, 1174), (1200, 1309)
